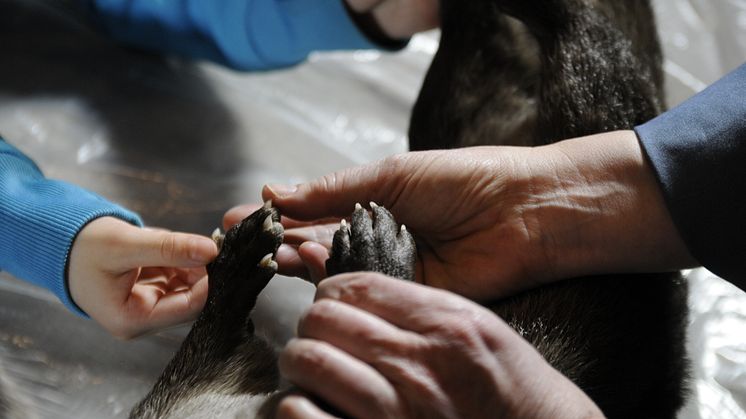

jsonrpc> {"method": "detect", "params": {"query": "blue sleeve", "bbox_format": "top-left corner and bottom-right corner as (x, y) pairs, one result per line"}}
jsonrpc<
(0, 138), (143, 316)
(89, 0), (381, 70)
(635, 63), (746, 289)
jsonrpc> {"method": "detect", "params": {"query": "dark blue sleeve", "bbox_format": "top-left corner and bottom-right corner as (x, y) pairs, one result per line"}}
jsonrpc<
(635, 63), (746, 289)
(89, 0), (381, 70)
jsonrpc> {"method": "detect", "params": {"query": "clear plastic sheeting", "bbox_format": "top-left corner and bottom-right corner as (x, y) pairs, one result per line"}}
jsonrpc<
(654, 0), (746, 106)
(654, 1), (746, 417)
(681, 270), (746, 419)
(0, 1), (744, 418)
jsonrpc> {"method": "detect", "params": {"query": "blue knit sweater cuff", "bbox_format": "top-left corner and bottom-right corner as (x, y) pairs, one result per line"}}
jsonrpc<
(0, 140), (143, 316)
(90, 0), (377, 70)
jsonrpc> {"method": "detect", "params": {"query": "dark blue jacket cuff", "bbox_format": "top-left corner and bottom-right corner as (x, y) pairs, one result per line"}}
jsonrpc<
(635, 63), (746, 288)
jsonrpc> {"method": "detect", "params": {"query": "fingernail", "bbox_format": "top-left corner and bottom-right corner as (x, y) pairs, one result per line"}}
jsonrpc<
(190, 236), (218, 263)
(265, 183), (298, 199)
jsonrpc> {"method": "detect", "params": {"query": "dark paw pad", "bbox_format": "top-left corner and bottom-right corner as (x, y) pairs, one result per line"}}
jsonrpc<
(206, 201), (284, 315)
(326, 202), (416, 281)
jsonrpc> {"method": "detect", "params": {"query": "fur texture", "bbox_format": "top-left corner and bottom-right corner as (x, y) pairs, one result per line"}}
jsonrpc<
(130, 205), (284, 418)
(410, 1), (689, 418)
(129, 202), (417, 419)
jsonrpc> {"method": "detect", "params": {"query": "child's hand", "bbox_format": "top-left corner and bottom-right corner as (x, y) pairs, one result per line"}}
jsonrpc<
(345, 0), (439, 39)
(68, 217), (218, 339)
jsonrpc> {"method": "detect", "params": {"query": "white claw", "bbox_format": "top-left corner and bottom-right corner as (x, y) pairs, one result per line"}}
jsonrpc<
(341, 219), (347, 228)
(263, 199), (273, 209)
(370, 201), (379, 209)
(263, 215), (273, 231)
(259, 253), (274, 268)
(211, 228), (225, 250)
(401, 225), (407, 232)
(355, 202), (363, 211)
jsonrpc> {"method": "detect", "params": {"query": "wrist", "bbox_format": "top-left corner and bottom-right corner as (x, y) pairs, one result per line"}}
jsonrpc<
(525, 130), (696, 283)
(343, 1), (410, 49)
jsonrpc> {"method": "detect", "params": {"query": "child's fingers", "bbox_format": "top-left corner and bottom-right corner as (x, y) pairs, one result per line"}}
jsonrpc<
(122, 228), (218, 269)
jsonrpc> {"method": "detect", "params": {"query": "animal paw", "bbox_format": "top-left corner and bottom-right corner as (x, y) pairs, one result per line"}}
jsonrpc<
(205, 201), (284, 323)
(326, 202), (416, 281)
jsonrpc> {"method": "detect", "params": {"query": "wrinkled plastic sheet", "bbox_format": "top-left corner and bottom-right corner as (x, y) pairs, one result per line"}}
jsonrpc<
(0, 1), (744, 418)
(653, 2), (746, 416)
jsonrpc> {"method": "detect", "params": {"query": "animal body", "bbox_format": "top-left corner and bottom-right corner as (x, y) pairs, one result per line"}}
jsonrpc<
(133, 1), (689, 417)
(410, 0), (688, 417)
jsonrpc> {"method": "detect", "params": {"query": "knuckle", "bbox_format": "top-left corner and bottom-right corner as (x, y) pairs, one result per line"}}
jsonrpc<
(329, 272), (396, 306)
(284, 340), (332, 377)
(159, 234), (179, 261)
(443, 322), (480, 346)
(470, 306), (499, 332)
(432, 307), (485, 347)
(317, 272), (373, 302)
(298, 300), (337, 334)
(371, 353), (443, 407)
(372, 357), (409, 382)
(336, 275), (377, 305)
(316, 172), (340, 196)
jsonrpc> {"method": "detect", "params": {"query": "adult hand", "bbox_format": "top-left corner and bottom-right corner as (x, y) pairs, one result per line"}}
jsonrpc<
(68, 217), (218, 339)
(276, 273), (604, 419)
(226, 145), (540, 299)
(223, 206), (341, 284)
(225, 131), (696, 301)
(345, 0), (439, 39)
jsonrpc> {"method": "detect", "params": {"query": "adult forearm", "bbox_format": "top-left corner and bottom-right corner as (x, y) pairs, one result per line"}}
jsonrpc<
(524, 130), (698, 283)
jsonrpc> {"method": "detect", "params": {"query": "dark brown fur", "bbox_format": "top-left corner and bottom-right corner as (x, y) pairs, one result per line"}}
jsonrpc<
(410, 1), (689, 418)
(129, 202), (418, 419)
(130, 205), (284, 418)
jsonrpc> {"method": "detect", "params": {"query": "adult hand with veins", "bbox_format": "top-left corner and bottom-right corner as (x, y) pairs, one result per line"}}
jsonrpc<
(224, 131), (695, 302)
